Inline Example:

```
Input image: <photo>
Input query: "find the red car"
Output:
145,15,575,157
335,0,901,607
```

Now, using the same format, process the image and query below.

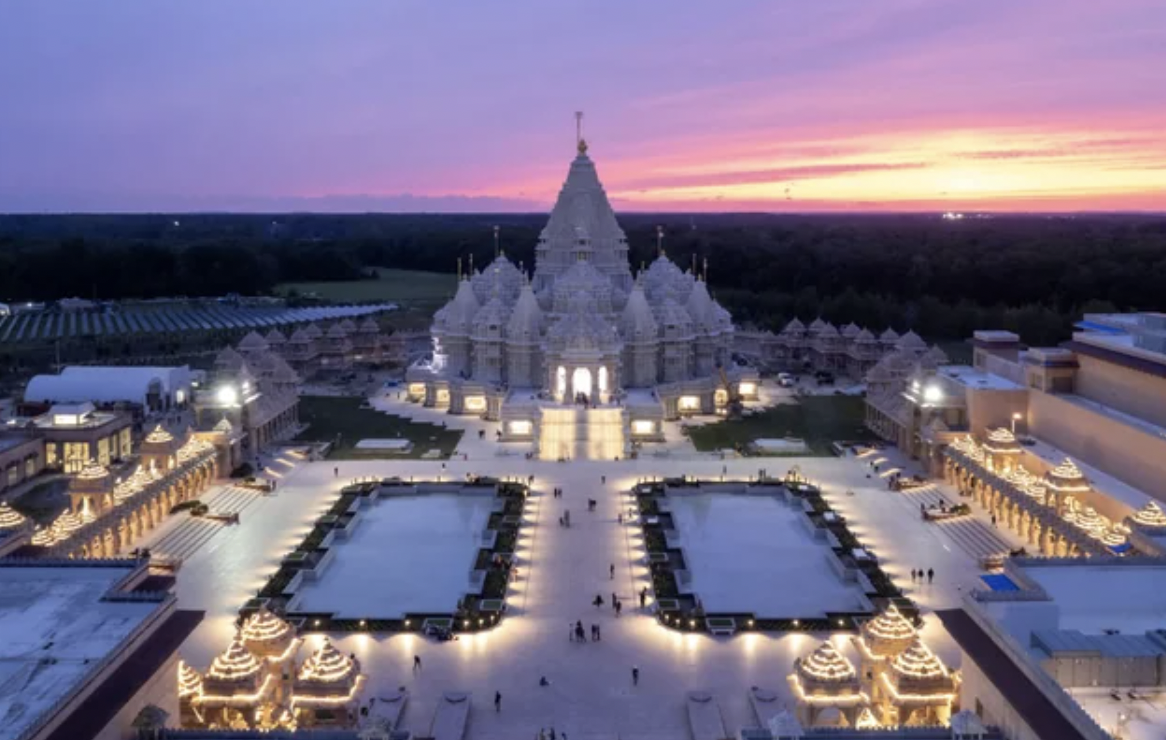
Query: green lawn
294,395,463,459
276,267,456,307
686,394,876,455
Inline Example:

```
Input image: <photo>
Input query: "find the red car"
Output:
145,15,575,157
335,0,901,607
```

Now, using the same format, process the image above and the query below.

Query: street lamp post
1011,412,1023,435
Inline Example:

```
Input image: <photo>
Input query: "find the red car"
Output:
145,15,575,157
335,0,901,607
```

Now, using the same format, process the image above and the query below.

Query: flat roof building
0,558,202,740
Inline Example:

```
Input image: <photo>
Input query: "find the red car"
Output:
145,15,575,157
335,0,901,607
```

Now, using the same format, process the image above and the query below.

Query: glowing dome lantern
0,502,28,531
1132,501,1166,528
983,427,1022,456
1046,458,1090,494
240,606,301,664
857,604,917,660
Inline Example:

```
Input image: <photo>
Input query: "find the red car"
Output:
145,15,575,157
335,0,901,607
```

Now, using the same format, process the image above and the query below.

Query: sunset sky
1,0,1164,212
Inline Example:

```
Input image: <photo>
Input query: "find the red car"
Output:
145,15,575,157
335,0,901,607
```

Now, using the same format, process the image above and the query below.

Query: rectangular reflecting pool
293,494,493,618
668,494,866,617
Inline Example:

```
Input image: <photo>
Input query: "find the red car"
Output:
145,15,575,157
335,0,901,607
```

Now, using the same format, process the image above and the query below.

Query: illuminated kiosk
981,427,1022,474
788,641,869,728
196,634,276,729
876,637,959,726
290,638,367,728
407,119,757,459
240,606,302,704
853,604,917,699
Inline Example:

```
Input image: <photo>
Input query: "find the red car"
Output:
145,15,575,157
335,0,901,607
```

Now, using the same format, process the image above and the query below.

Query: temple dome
685,279,714,330
896,330,927,352
796,641,858,686
546,301,619,353
506,281,543,344
472,295,511,340
879,328,900,343
237,331,269,353
472,255,524,305
436,278,481,336
984,428,1021,455
621,281,659,341
214,346,245,373
264,328,287,346
551,260,614,315
782,318,806,334
655,298,695,341
241,607,296,657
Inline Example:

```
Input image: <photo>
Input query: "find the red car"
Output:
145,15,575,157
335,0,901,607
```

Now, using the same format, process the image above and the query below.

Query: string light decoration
291,638,367,712
178,434,214,463
206,635,263,685
856,604,917,661
798,642,858,683
1133,501,1166,528
1024,481,1047,504
52,510,84,536
297,638,357,686
178,660,204,698
76,460,110,481
0,502,28,530
983,427,1021,455
31,525,60,546
891,638,949,681
1046,458,1090,493
1073,506,1109,538
145,425,175,444
241,607,300,662
1101,525,1129,549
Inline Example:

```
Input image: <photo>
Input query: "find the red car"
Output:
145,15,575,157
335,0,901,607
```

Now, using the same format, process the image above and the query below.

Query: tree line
1,212,1164,346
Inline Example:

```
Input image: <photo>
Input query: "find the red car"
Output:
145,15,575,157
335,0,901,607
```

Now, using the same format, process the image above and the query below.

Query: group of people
911,567,936,584
570,620,602,642
593,591,624,616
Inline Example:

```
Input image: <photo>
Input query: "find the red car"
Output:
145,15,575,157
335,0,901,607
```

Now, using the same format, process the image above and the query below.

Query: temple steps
150,486,263,561
935,517,1013,561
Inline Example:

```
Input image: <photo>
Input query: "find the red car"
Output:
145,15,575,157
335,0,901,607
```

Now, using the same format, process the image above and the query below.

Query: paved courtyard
153,384,1031,739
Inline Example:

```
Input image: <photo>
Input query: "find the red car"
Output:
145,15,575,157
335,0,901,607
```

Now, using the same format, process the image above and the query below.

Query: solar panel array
0,302,396,344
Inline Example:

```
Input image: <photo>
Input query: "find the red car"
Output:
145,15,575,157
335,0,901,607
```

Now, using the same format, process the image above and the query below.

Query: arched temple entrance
572,367,593,401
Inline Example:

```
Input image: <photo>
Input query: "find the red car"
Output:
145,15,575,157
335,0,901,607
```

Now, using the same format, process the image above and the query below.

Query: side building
0,557,203,740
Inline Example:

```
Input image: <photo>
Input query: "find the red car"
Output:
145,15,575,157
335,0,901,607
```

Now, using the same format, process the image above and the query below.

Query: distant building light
923,385,943,404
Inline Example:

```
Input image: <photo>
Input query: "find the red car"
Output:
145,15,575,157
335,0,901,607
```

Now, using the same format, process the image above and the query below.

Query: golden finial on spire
469,253,474,275
493,225,500,259
575,111,588,155
656,225,665,257
703,256,709,282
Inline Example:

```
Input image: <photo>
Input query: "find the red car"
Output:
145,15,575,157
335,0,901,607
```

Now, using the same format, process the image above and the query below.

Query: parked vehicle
777,372,795,387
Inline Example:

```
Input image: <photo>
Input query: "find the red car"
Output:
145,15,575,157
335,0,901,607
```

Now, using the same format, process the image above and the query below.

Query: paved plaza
156,389,1025,739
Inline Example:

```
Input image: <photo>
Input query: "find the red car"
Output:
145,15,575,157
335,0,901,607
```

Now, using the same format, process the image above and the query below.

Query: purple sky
1,0,1164,212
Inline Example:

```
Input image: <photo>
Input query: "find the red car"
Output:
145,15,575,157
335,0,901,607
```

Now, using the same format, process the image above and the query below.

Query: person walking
610,564,615,580
334,466,339,478
594,624,602,641
601,475,606,484
594,594,604,608
927,568,934,584
910,569,916,582
640,587,647,608
632,666,640,686
615,599,622,617
611,592,617,609
617,513,623,524
494,691,502,712
413,655,421,671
